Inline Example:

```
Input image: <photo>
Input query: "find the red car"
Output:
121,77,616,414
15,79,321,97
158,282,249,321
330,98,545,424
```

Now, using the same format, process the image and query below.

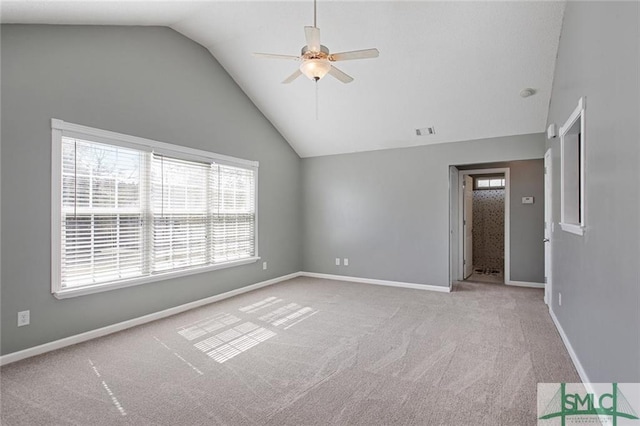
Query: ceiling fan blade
282,69,303,84
329,48,380,62
327,65,354,84
253,53,299,61
304,26,321,52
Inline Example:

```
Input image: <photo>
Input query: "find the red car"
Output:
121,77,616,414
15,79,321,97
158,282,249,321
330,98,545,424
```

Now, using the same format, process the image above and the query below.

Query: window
52,119,259,298
559,97,586,235
474,177,505,189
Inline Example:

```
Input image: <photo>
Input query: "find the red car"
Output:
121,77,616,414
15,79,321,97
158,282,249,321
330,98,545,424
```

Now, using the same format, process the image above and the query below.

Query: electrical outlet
18,310,30,327
335,258,341,266
262,262,267,270
558,293,562,306
343,258,349,266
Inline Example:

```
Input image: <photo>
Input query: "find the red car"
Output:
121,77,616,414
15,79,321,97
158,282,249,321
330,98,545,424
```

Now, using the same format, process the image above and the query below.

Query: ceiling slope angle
173,1,565,158
2,1,566,158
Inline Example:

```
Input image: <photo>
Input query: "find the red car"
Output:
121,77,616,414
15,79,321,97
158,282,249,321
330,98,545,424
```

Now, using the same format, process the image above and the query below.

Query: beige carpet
0,277,579,425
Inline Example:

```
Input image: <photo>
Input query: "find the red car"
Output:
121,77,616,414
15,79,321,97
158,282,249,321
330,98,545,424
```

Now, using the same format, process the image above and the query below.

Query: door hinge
544,276,548,284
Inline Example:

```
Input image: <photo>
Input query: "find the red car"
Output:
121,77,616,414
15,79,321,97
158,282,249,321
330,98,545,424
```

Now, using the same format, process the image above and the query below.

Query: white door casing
544,149,553,304
449,166,459,288
458,168,510,284
463,175,474,279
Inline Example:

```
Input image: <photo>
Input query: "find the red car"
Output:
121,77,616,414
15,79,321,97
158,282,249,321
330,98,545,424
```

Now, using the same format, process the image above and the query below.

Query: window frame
473,176,505,190
51,119,259,299
559,97,586,236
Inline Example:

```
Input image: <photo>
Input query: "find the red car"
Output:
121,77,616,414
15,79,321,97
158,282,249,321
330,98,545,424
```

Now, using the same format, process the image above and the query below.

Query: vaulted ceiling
1,1,565,157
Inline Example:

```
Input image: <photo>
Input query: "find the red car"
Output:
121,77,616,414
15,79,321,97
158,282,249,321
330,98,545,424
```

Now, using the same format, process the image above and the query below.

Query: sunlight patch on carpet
88,359,127,416
259,304,319,329
177,313,241,341
239,296,284,313
153,337,204,375
200,322,277,363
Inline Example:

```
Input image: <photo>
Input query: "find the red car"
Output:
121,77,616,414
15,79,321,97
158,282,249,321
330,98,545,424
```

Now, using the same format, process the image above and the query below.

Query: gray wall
0,25,302,355
302,134,545,287
546,2,639,381
460,160,545,283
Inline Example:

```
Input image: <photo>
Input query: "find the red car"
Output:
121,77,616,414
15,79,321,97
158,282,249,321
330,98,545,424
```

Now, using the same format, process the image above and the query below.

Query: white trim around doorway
457,168,512,285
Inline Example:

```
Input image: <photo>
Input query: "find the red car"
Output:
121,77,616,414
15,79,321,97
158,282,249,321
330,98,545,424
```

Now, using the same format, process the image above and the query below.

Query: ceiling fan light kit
300,57,332,81
253,0,379,84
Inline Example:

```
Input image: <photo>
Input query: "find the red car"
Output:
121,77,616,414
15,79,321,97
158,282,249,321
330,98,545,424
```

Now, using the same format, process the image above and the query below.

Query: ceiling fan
253,0,379,84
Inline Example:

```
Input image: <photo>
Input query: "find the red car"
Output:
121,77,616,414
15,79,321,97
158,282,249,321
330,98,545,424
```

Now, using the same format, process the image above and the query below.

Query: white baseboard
548,307,594,392
0,272,300,366
506,280,545,289
299,272,451,293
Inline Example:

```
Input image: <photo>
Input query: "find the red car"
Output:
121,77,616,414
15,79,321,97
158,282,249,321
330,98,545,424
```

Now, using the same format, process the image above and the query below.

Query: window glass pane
476,179,489,188
212,165,255,263
152,214,208,272
151,155,210,273
61,214,143,288
61,138,144,289
57,131,257,293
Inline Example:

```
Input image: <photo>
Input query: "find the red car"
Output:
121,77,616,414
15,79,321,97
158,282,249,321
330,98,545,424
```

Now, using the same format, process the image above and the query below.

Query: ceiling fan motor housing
301,45,330,58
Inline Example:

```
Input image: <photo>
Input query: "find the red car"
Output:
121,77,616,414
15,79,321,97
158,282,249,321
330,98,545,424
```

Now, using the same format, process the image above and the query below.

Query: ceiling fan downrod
313,0,317,28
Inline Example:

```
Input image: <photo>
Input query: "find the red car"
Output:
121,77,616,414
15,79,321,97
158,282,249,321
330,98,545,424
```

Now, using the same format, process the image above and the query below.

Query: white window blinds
212,165,256,263
53,120,258,296
151,154,211,273
62,139,144,288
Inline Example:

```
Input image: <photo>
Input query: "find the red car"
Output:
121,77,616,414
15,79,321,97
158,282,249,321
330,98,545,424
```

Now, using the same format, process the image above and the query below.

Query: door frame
449,166,459,291
457,168,511,283
544,149,553,305
462,175,475,279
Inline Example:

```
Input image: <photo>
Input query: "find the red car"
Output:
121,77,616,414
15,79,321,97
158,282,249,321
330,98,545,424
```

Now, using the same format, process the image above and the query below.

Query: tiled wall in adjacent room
472,189,505,271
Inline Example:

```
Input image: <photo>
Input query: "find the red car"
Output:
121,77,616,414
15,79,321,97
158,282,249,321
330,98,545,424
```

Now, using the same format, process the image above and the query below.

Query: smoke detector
520,88,536,98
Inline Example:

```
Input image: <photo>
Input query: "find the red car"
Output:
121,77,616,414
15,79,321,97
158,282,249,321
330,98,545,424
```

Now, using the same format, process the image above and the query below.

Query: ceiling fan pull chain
315,79,319,120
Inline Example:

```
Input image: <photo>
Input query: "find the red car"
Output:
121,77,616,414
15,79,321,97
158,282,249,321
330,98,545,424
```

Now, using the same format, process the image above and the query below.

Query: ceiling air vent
416,127,435,136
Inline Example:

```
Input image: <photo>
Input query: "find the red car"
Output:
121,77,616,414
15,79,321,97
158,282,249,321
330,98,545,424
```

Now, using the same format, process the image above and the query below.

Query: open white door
544,149,553,304
449,166,459,287
463,176,474,279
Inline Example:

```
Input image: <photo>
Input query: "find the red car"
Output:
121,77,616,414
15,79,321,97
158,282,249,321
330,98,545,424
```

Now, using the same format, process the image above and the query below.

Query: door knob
543,238,550,243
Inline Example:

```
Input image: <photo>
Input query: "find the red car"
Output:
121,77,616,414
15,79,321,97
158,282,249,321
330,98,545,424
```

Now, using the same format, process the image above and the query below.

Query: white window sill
53,257,260,299
559,222,585,236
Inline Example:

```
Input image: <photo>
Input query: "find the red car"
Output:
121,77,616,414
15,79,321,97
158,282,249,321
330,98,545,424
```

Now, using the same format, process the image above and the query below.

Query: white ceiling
1,1,566,158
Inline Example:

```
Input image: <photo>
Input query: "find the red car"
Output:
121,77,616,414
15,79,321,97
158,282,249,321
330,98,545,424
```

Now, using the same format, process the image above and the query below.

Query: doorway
457,168,511,284
467,173,506,283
